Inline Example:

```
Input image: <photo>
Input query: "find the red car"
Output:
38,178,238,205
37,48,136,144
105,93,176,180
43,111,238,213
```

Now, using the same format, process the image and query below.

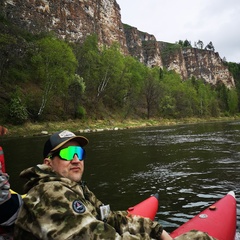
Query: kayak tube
170,191,237,240
0,146,6,173
127,193,159,220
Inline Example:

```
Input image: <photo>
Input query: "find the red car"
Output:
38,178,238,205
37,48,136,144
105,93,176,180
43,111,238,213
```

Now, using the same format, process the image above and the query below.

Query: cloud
117,0,240,63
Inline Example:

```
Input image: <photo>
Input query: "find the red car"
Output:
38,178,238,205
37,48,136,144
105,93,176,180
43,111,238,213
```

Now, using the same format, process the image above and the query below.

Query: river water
1,121,240,237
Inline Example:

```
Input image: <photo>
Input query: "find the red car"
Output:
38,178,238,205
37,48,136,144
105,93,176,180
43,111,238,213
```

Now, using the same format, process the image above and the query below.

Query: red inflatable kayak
170,191,237,240
0,146,6,173
127,193,159,220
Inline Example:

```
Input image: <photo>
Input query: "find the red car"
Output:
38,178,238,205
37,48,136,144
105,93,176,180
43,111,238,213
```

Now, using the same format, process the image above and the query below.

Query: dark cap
43,130,89,158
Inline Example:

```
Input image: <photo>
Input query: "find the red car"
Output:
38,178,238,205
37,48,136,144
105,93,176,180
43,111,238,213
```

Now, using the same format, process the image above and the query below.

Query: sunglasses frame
49,146,85,161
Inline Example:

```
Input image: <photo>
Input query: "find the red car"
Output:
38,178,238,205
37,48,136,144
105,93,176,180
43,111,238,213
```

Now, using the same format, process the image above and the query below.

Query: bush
76,106,86,119
9,96,28,124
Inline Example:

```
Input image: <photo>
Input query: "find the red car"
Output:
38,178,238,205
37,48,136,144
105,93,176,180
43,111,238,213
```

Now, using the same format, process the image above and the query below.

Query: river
1,120,240,236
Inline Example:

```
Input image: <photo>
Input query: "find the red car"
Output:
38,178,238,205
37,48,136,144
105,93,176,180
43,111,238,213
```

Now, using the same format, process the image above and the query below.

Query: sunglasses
50,146,85,161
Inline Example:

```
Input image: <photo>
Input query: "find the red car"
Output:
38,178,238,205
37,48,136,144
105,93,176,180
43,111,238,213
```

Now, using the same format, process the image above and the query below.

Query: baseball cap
43,130,89,158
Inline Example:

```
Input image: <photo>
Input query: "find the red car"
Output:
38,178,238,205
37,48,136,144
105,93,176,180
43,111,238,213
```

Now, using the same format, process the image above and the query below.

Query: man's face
45,140,84,182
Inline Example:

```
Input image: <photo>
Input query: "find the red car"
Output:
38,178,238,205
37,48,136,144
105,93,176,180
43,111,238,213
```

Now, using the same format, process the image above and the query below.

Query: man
13,130,172,239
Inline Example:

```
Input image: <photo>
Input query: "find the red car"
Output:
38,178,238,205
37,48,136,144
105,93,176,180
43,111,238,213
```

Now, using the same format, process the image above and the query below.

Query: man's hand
0,163,11,204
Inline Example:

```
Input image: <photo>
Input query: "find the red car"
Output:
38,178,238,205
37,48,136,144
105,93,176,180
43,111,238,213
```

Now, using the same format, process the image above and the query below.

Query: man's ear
44,158,52,166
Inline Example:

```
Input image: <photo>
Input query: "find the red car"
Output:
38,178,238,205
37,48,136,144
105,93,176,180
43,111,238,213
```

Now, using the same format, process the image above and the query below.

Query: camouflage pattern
14,164,163,239
174,230,217,240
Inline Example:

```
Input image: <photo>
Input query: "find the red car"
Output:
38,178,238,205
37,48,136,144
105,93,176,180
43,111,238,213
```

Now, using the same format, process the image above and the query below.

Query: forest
1,16,240,125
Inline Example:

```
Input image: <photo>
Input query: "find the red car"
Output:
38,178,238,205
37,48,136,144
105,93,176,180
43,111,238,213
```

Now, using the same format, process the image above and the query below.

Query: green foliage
31,36,78,117
226,62,240,111
74,34,101,106
122,24,132,29
177,39,192,48
227,62,240,81
205,41,215,52
9,94,28,124
0,26,239,124
68,74,86,118
120,55,147,118
0,32,31,84
157,71,225,118
0,33,16,45
227,88,238,114
76,106,86,119
142,67,162,118
161,43,181,60
196,40,204,49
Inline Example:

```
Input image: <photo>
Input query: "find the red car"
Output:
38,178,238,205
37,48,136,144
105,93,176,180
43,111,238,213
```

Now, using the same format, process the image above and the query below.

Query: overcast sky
117,0,240,63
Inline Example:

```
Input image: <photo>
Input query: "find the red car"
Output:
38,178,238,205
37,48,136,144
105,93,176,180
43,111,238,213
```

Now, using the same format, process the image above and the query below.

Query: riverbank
2,116,240,138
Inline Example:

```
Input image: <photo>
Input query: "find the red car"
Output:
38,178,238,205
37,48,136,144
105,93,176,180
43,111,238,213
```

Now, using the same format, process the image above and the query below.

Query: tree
8,90,28,124
74,34,100,85
0,33,31,84
119,55,146,118
196,40,204,49
216,83,228,111
183,39,192,48
143,68,161,119
177,40,184,46
31,36,77,117
205,41,215,52
68,74,86,118
97,43,125,104
227,89,238,114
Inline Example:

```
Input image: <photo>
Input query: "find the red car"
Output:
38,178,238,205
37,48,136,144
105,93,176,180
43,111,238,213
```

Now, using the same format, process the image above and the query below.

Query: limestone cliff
1,0,235,88
124,24,163,68
124,27,234,88
158,42,235,88
2,0,127,52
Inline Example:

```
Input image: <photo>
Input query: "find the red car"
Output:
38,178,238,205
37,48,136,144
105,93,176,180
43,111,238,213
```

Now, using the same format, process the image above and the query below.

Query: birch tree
31,36,77,117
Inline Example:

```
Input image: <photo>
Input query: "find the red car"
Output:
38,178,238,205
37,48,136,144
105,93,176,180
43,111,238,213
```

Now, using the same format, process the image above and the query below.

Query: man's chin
69,174,82,182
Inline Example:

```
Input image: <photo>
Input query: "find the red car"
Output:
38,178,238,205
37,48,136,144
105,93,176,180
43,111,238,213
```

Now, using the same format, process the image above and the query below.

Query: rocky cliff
158,42,235,88
124,25,163,68
2,0,128,52
1,0,235,88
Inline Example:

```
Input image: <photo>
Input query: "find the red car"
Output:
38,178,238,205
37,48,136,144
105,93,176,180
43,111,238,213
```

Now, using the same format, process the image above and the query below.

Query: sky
117,0,240,63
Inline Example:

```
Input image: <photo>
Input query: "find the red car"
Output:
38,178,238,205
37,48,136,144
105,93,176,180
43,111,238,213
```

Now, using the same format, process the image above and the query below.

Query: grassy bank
3,116,240,138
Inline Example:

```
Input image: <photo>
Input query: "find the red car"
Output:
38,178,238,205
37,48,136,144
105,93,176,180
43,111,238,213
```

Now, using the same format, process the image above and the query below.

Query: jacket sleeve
106,210,163,239
0,193,22,226
82,184,163,239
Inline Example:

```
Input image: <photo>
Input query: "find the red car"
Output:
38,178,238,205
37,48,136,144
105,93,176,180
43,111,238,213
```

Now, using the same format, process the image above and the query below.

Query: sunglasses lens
59,146,85,161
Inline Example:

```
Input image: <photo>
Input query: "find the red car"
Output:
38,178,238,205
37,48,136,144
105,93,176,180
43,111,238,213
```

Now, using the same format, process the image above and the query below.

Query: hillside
0,0,240,125
1,0,235,88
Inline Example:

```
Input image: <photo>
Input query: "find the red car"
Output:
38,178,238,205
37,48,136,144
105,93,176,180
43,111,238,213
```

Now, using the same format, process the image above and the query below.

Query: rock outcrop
2,0,128,52
124,25,163,68
158,42,235,88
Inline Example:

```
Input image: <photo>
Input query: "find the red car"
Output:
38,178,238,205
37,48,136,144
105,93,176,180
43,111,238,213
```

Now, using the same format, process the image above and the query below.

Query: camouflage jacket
13,164,163,240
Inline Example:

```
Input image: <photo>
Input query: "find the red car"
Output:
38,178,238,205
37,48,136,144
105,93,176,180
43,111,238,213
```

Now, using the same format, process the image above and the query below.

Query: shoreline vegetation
2,116,240,138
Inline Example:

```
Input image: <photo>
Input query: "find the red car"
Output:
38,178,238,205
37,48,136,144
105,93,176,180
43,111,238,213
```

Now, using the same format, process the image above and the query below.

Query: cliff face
124,25,163,68
124,27,235,88
181,48,235,88
1,0,235,88
157,42,235,88
2,0,127,51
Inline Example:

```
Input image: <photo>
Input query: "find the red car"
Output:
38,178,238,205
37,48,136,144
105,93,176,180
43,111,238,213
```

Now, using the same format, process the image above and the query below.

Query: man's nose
71,154,80,162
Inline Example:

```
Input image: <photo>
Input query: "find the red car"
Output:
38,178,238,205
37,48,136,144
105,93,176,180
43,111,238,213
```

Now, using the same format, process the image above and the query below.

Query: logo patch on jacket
72,200,86,213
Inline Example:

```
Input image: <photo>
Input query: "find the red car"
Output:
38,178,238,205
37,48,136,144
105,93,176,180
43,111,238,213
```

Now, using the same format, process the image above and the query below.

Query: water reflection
0,121,240,235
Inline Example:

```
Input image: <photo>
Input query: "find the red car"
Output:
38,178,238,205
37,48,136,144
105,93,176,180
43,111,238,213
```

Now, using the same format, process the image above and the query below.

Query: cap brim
51,136,89,153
